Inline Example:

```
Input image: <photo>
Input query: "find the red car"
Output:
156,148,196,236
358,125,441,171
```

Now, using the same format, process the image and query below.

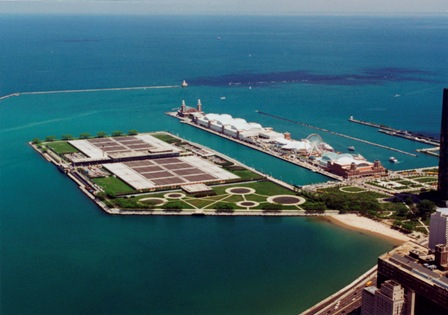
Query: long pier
257,111,417,157
0,84,179,101
349,116,440,146
167,112,343,181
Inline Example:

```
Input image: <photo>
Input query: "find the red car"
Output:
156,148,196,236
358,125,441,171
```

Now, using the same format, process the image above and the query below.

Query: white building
429,207,448,251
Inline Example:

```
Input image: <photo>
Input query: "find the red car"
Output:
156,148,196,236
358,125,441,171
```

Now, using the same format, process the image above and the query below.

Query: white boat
220,96,226,100
348,146,355,151
181,80,188,88
389,157,398,163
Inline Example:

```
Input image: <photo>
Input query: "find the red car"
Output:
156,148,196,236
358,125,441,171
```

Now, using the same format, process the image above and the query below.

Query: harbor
258,111,418,157
349,116,440,146
166,101,400,181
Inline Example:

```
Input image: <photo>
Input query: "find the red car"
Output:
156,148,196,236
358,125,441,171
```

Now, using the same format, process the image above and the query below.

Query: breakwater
257,111,417,157
349,116,440,146
0,85,180,101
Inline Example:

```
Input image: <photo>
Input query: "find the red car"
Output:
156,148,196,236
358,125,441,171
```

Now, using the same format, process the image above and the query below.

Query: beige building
361,280,414,315
377,242,448,311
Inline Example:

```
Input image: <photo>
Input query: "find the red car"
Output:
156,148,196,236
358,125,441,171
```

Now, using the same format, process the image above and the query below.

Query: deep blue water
1,15,447,314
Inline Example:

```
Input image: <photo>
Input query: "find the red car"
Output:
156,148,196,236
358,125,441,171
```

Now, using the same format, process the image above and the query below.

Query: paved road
300,266,377,315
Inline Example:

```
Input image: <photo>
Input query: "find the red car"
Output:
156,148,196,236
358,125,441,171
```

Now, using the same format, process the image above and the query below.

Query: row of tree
33,129,139,143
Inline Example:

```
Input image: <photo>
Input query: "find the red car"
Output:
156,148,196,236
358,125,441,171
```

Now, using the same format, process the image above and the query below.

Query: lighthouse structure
177,99,204,117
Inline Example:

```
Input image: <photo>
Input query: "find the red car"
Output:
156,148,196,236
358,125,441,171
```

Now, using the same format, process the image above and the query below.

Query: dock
257,111,417,157
167,112,344,181
349,116,440,146
417,146,440,157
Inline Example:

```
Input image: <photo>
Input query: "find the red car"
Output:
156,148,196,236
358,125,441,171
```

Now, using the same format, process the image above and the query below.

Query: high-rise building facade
439,88,448,202
377,242,448,311
429,208,448,250
361,280,414,315
435,244,448,270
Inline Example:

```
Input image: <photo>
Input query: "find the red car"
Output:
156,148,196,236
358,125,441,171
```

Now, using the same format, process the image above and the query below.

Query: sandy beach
323,214,413,245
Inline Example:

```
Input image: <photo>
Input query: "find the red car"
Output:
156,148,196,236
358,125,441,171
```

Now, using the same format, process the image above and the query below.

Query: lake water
0,15,447,314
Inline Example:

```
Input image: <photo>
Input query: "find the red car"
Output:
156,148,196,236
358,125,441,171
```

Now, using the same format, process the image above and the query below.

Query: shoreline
320,213,413,245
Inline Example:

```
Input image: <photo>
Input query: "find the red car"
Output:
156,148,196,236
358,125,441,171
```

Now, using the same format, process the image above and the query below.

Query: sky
0,0,447,15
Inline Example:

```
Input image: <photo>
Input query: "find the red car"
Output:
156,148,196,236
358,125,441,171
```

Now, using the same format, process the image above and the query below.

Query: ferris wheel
306,133,323,156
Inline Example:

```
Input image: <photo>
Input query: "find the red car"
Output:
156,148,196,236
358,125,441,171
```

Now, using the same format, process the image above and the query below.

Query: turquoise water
1,15,447,314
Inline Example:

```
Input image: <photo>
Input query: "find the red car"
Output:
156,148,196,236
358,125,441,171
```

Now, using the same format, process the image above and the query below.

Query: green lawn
151,133,181,144
413,177,438,183
227,169,264,180
46,141,79,154
92,177,135,195
101,180,298,210
212,181,293,196
340,186,366,193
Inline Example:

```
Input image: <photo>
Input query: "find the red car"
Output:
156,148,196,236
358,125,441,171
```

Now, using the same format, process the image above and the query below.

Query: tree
45,135,56,142
111,130,124,137
394,203,409,218
417,199,436,220
61,134,74,140
162,201,184,211
404,196,414,205
128,129,138,135
216,202,235,211
31,138,41,144
79,132,91,139
96,131,108,138
262,203,283,211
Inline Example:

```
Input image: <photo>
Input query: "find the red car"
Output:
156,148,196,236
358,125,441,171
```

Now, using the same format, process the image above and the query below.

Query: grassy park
45,141,79,155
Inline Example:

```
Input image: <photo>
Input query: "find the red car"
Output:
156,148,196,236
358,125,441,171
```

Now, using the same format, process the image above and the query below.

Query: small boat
389,157,398,163
348,146,355,151
181,80,188,88
220,96,226,100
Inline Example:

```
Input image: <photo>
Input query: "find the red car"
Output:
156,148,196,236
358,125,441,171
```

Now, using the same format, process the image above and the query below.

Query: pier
167,112,344,181
417,147,440,157
349,116,440,146
257,111,417,157
0,84,180,101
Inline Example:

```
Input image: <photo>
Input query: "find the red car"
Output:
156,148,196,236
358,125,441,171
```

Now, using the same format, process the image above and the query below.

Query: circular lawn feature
267,195,305,205
164,193,186,199
225,187,256,195
339,186,366,193
139,197,167,206
236,201,259,208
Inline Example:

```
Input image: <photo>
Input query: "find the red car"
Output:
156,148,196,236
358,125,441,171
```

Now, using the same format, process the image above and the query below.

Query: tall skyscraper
429,207,448,250
438,88,448,202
